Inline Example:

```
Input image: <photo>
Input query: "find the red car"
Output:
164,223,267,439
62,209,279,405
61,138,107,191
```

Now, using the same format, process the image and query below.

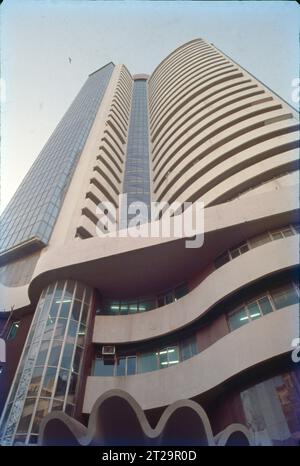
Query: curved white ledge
84,305,298,412
92,235,299,343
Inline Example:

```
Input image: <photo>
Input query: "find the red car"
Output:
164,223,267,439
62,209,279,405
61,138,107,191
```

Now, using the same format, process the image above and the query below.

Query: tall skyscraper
0,39,299,446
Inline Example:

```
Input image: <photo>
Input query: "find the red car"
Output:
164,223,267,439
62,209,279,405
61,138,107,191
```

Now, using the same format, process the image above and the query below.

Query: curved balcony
83,303,298,412
92,235,299,343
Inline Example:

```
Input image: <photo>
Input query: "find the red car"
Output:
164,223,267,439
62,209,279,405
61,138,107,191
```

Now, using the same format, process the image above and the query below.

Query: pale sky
0,0,299,212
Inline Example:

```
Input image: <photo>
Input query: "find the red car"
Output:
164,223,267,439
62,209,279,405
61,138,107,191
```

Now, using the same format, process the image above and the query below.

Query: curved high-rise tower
0,39,299,446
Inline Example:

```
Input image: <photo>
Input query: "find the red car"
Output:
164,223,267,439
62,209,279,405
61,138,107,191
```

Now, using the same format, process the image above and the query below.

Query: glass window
17,398,36,433
282,228,294,237
71,300,82,321
138,299,156,312
157,295,165,307
270,231,283,240
174,283,189,300
28,367,43,397
271,284,299,309
31,398,50,434
61,343,74,370
247,302,262,320
214,251,230,268
55,319,68,340
165,291,173,305
48,340,62,367
116,357,126,376
180,336,198,361
258,296,273,315
158,348,168,368
138,352,157,373
127,356,136,375
59,300,71,318
167,346,180,365
67,372,78,404
73,346,83,373
77,323,86,347
249,232,271,248
7,321,20,340
51,400,64,411
41,367,56,397
35,341,49,366
81,303,89,324
228,306,249,331
94,358,114,376
55,368,69,398
65,404,75,417
230,247,241,259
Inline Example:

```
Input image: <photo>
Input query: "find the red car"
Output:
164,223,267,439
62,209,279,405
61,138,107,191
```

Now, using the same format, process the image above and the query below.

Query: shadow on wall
38,389,253,446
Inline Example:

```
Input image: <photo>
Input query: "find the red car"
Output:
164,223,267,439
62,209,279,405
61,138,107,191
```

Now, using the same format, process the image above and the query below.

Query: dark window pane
247,302,262,321
139,352,157,373
54,319,68,340
61,343,74,370
214,251,230,268
77,323,86,347
81,303,89,324
31,398,50,433
55,368,69,398
67,373,78,403
41,367,56,397
65,404,75,416
48,340,62,367
174,283,189,300
258,296,273,315
73,346,83,373
94,358,114,376
17,398,36,433
7,321,20,340
71,300,82,321
228,307,249,331
51,400,64,411
36,341,49,366
116,357,126,376
127,356,136,375
271,284,299,309
59,301,71,318
28,367,43,397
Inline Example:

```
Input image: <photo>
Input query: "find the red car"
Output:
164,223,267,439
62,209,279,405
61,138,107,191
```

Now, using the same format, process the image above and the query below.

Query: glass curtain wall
0,280,93,445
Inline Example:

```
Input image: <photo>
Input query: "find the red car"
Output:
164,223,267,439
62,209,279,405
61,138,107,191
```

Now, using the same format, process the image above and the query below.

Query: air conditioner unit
102,345,116,356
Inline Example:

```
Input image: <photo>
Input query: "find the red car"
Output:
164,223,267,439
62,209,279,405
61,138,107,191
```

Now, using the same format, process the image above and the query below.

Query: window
115,356,137,376
229,242,249,259
271,284,299,309
7,321,20,340
174,283,189,300
270,226,294,240
138,352,157,373
228,307,249,331
228,295,275,331
158,346,179,368
214,251,230,269
127,356,136,375
94,358,114,376
180,336,198,361
249,232,270,248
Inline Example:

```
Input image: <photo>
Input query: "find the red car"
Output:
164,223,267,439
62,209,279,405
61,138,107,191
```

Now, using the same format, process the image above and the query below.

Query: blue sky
0,0,299,211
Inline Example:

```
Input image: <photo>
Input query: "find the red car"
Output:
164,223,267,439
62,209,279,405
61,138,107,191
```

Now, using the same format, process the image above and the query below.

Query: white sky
0,0,299,212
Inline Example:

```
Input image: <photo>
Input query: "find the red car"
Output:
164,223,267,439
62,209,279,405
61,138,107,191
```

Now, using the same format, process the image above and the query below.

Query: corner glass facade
0,280,93,445
0,63,114,255
121,79,151,227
